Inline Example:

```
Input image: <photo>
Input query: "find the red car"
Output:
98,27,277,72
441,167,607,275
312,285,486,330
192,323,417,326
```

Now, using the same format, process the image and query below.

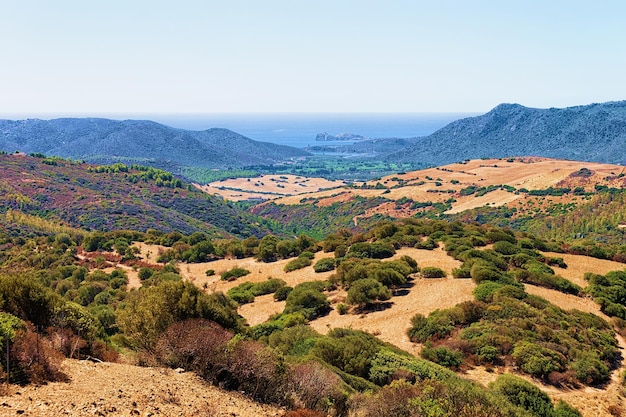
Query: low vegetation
4,158,625,416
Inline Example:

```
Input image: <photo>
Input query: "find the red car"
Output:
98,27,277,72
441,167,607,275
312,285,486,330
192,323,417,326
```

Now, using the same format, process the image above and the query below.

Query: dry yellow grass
197,174,345,201
241,158,626,222
175,246,466,357
542,251,626,287
105,241,626,417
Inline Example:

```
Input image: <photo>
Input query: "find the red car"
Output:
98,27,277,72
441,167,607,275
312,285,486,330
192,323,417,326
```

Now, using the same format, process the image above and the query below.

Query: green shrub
458,249,508,270
267,324,320,356
251,321,284,339
368,349,455,386
494,285,527,300
452,267,471,278
337,303,349,315
227,288,255,304
493,241,520,255
421,266,446,278
347,242,395,259
251,278,286,296
285,255,313,272
547,257,567,268
138,267,154,281
477,345,500,364
512,341,564,378
510,253,534,268
284,284,330,320
117,280,243,351
313,258,336,273
0,312,24,346
311,328,383,380
421,346,463,369
221,267,250,281
408,312,455,343
490,373,554,416
470,266,504,283
513,268,580,295
524,260,555,275
227,282,256,304
346,279,391,307
571,353,610,385
274,286,293,301
399,255,419,272
415,238,438,250
485,230,517,244
372,266,406,288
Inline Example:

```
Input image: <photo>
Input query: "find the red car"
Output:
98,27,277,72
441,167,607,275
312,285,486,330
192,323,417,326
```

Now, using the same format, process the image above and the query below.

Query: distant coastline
0,112,477,148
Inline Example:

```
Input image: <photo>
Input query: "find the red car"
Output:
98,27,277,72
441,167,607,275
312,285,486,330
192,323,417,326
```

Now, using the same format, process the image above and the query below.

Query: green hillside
386,101,626,166
0,118,310,173
0,154,267,237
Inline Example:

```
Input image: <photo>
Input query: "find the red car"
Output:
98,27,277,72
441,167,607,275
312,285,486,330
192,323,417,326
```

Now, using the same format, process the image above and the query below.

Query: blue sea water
142,113,476,148
1,112,477,149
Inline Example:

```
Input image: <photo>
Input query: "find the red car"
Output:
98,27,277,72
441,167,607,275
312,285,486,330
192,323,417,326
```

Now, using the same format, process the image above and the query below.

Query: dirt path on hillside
1,360,284,417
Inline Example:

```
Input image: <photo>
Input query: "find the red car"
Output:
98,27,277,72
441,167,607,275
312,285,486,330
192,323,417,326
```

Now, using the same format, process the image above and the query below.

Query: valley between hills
3,150,626,416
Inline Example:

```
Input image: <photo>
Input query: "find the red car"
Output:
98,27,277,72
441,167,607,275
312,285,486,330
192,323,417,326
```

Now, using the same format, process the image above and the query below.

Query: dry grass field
238,158,626,223
7,239,626,417
197,174,345,201
170,245,626,417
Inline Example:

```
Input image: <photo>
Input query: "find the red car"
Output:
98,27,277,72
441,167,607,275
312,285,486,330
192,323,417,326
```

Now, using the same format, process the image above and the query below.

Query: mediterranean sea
138,113,477,148
1,112,477,149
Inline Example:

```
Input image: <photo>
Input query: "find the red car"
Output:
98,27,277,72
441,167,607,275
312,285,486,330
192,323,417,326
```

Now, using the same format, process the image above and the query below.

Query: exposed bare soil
1,360,284,417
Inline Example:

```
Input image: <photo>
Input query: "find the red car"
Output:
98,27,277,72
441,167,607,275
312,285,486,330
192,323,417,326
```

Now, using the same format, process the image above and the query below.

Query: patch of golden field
214,158,626,223
197,174,345,202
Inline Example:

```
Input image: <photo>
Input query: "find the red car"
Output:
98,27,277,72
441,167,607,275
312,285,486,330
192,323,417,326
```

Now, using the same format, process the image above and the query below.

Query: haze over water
0,112,475,149
141,113,476,148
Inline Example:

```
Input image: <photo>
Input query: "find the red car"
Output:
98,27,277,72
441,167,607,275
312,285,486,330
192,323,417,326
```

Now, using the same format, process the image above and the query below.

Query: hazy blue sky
1,1,624,114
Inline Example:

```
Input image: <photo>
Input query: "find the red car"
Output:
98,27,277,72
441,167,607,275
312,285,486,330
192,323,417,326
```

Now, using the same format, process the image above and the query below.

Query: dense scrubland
3,214,626,416
2,156,626,416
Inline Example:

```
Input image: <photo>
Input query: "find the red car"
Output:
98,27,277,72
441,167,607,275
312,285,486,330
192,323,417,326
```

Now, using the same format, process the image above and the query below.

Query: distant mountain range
386,101,626,165
2,100,626,179
0,118,310,170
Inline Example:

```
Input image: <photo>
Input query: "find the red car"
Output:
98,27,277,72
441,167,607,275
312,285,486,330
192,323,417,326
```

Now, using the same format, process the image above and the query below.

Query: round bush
493,241,520,255
313,258,336,273
421,267,446,278
274,286,293,301
473,281,504,302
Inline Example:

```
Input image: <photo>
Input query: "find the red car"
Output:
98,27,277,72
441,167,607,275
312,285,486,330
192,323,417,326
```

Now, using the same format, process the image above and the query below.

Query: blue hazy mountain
0,118,310,169
386,101,626,165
